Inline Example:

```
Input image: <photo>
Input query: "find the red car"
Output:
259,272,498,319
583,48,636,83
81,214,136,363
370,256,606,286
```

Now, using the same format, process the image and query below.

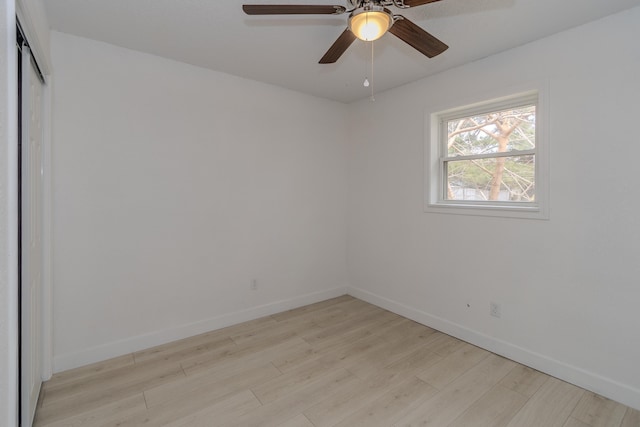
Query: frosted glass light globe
349,9,392,41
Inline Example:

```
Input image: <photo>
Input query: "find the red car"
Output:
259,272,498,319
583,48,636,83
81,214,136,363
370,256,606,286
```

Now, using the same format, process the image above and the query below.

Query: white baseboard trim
347,286,640,411
53,286,347,373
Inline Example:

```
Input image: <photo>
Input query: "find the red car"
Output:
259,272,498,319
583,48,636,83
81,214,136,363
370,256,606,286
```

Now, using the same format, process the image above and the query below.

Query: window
426,89,548,219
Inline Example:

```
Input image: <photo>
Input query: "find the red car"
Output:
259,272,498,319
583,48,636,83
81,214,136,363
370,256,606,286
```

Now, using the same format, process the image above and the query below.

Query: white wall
50,32,349,371
347,6,640,410
0,2,19,425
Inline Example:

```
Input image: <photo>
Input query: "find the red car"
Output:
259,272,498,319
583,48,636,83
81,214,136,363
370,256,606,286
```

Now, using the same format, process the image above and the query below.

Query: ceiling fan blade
388,17,448,58
242,4,346,15
319,28,357,64
402,0,443,6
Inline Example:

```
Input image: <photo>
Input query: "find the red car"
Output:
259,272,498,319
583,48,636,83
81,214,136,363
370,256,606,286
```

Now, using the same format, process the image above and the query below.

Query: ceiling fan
242,0,448,64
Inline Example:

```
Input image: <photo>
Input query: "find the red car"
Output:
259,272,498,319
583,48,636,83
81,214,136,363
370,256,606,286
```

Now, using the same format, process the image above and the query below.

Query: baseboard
347,286,640,411
53,286,347,373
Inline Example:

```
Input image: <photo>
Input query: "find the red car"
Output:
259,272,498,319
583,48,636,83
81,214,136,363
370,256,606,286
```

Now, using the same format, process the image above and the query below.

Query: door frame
16,3,52,426
1,3,20,426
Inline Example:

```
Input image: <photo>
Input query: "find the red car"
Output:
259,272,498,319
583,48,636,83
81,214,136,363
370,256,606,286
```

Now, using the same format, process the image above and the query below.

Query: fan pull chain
363,42,375,101
370,41,375,101
363,11,370,90
363,40,370,89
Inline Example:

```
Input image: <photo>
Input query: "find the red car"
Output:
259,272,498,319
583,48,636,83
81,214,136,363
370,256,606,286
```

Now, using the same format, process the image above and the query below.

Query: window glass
445,155,535,202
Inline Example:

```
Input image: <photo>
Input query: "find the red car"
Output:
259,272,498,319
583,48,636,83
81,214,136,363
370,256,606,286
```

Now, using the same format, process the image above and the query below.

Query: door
21,45,44,427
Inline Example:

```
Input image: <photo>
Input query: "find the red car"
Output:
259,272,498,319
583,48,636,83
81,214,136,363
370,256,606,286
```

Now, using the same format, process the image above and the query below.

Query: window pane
445,155,535,202
447,105,536,157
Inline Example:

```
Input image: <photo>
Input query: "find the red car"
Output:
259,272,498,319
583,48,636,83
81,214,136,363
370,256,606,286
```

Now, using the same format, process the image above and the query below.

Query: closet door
21,45,44,427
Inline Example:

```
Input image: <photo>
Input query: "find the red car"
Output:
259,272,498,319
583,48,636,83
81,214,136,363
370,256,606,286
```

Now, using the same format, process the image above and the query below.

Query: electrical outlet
490,302,501,318
250,279,258,291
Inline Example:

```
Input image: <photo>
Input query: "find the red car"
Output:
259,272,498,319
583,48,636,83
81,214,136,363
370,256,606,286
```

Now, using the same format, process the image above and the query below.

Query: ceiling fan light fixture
349,7,392,42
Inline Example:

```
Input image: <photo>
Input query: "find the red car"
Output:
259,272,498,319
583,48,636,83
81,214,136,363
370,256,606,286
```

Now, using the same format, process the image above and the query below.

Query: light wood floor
35,295,640,427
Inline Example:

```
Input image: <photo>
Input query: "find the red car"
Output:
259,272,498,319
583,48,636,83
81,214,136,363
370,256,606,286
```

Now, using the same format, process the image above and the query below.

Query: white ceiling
43,0,640,103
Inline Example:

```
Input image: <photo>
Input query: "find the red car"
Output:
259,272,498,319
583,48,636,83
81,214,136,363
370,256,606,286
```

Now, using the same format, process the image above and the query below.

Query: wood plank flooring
34,296,640,427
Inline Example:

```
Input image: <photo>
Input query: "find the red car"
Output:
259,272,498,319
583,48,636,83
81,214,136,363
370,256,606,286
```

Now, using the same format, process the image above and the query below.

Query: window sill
425,202,549,220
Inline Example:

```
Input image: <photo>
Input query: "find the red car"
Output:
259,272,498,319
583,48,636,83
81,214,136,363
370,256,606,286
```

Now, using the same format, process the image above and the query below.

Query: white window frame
425,87,549,220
